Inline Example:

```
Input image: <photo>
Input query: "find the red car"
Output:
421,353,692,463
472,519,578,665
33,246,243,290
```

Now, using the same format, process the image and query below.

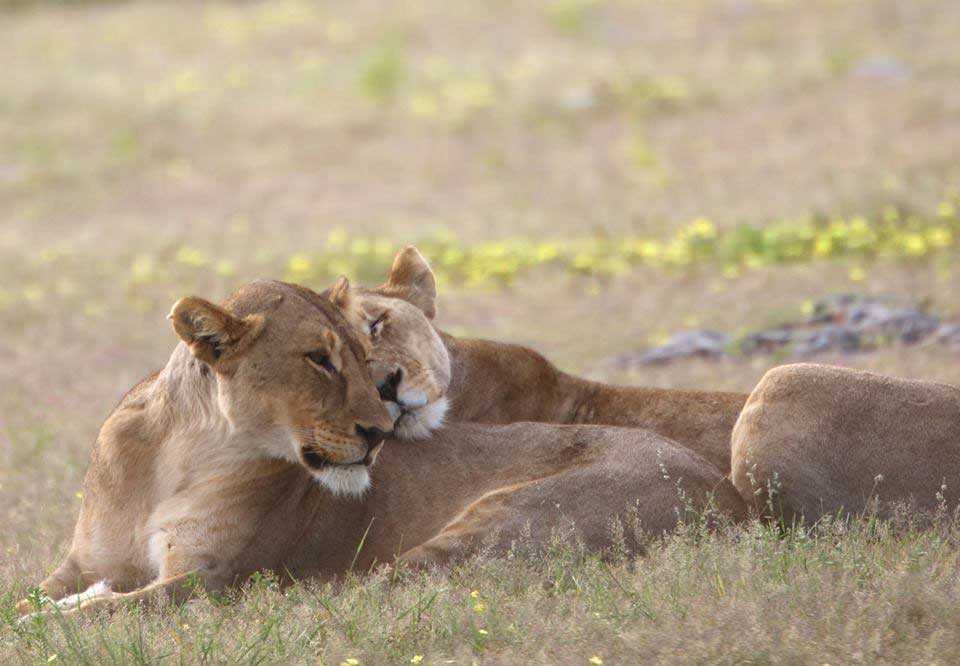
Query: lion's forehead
226,281,372,363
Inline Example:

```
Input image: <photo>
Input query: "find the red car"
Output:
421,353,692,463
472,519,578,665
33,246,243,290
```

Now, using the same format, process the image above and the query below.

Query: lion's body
730,363,960,523
383,422,746,567
20,276,745,620
29,372,745,617
437,333,746,475
41,416,744,613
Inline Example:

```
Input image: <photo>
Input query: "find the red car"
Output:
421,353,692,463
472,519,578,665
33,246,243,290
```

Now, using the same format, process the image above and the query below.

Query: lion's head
169,279,394,496
332,246,452,440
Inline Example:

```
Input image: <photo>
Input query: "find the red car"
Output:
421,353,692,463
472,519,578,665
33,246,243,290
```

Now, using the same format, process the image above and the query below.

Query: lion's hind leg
398,476,579,569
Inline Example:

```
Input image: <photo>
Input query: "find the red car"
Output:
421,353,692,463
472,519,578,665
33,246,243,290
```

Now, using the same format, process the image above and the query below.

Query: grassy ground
3,0,960,662
9,514,960,664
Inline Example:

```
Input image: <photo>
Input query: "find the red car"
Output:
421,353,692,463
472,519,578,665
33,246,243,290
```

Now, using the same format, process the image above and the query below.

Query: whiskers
290,425,321,446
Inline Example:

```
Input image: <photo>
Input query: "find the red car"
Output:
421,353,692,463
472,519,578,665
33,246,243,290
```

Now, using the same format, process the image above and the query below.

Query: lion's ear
328,275,352,310
168,296,262,367
382,245,437,319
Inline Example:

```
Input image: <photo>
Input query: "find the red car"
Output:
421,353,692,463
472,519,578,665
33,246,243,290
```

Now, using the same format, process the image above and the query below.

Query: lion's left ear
381,245,437,319
168,296,264,367
328,275,352,310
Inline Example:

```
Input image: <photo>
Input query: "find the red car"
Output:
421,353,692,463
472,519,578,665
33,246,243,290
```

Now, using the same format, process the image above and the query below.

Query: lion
323,274,748,568
346,245,747,475
330,274,747,568
730,363,960,523
18,278,395,618
18,277,744,621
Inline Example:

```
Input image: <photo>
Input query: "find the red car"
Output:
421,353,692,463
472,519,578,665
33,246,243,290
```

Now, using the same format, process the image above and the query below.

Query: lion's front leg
18,525,235,623
15,555,95,617
16,572,205,625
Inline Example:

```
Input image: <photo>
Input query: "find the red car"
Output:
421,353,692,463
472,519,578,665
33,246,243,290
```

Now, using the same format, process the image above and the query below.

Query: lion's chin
311,465,372,498
390,396,449,441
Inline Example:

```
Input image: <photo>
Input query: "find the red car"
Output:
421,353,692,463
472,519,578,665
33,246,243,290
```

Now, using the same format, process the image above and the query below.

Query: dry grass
3,0,960,662
8,514,960,663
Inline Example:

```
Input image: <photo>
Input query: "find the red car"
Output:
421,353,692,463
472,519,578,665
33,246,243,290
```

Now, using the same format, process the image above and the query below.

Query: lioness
350,245,747,475
328,274,747,567
18,279,396,618
730,363,960,523
19,278,744,620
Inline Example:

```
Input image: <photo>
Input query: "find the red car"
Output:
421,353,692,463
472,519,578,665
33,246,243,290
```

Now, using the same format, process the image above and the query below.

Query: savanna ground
3,0,960,662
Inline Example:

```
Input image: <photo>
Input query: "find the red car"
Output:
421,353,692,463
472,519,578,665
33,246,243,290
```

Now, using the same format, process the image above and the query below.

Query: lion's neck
146,344,295,482
150,344,223,428
440,332,609,424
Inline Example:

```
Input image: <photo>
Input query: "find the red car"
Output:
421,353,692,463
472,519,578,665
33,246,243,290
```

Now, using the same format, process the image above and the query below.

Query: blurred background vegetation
3,0,959,432
2,0,960,659
4,0,960,501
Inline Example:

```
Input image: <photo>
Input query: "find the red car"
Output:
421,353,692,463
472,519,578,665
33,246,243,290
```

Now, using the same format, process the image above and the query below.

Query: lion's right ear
168,297,262,367
381,245,437,319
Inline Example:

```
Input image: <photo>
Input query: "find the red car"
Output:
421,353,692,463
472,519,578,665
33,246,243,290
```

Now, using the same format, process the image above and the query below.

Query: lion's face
357,291,451,439
333,246,452,440
170,279,395,496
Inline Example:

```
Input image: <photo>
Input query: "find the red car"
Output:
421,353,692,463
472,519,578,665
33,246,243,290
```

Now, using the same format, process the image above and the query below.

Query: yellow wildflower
689,217,716,238
175,246,208,268
927,227,953,248
327,228,348,249
216,260,236,277
287,254,312,274
902,234,927,257
813,236,833,257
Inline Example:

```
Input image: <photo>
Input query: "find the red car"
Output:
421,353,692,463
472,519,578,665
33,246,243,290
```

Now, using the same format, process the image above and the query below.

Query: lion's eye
368,313,388,337
306,351,338,375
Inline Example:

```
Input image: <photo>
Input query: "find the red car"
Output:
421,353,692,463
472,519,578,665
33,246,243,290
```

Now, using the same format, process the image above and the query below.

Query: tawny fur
18,279,395,619
730,363,960,523
18,275,745,622
354,246,747,475
439,333,746,475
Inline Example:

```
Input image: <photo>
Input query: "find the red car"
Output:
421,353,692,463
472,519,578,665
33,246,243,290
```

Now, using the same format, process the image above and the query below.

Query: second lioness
329,280,747,567
349,245,747,475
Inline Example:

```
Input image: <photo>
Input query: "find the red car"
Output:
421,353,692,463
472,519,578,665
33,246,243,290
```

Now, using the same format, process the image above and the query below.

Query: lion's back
731,363,960,522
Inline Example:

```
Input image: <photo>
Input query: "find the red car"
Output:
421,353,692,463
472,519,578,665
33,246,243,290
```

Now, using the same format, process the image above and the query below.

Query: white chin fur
393,396,449,440
313,465,371,498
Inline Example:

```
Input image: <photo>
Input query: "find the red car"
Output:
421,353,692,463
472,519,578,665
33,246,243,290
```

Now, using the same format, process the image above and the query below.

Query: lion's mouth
290,431,377,498
301,448,373,471
387,396,449,441
300,450,374,498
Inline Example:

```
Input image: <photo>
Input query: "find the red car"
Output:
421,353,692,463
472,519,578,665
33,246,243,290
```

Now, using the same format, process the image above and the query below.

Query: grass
3,0,960,661
7,513,960,663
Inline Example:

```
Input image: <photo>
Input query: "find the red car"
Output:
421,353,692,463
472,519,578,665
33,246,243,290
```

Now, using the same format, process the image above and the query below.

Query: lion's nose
355,424,387,450
377,368,403,403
